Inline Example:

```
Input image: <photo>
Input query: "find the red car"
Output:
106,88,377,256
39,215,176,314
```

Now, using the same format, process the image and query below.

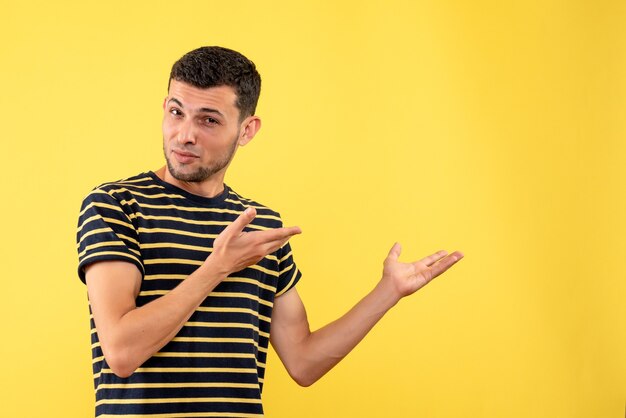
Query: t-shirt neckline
147,171,230,207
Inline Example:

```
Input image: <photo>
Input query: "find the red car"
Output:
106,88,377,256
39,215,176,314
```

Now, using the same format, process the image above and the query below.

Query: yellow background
1,1,624,417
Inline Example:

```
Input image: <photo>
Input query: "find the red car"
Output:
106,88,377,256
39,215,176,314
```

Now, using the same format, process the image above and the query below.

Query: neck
154,166,226,198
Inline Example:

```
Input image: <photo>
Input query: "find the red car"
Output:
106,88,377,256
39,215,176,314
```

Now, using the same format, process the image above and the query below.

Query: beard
164,133,239,183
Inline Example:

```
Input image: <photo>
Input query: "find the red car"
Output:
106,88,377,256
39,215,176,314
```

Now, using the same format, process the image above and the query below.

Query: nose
177,118,197,145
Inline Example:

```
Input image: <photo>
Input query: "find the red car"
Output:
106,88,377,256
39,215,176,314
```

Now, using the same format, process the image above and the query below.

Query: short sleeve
76,189,144,283
274,240,302,297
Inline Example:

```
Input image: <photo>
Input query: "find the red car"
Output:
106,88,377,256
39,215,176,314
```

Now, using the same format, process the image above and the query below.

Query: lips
172,149,199,164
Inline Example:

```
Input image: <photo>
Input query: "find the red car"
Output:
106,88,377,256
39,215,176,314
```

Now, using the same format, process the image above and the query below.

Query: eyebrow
167,98,225,118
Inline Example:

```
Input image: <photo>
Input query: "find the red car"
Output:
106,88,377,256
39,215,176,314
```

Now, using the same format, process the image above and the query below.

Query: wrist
198,256,229,282
372,279,403,311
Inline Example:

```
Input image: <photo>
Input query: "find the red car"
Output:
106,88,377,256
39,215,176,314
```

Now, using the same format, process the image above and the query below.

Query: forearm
299,246,464,380
93,260,226,377
273,246,463,387
287,282,400,386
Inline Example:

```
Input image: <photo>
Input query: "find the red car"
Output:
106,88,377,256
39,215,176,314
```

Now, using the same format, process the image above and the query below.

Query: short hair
168,46,262,120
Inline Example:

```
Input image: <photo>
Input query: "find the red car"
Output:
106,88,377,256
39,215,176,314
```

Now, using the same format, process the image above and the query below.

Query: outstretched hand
381,243,464,301
208,207,302,276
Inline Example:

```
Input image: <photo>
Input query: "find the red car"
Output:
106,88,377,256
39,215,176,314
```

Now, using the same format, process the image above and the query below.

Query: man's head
169,46,261,122
161,47,262,189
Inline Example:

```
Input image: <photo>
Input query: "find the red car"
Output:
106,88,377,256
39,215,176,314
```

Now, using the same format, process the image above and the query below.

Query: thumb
386,242,402,261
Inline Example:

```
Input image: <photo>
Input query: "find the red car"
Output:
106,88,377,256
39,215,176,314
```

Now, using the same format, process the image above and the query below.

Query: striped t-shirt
76,171,301,417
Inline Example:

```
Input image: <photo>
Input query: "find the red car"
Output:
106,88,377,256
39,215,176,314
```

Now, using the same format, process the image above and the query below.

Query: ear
238,116,262,146
162,98,167,109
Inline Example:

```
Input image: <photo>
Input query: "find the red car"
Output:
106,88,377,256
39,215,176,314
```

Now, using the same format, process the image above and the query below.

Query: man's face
162,80,244,183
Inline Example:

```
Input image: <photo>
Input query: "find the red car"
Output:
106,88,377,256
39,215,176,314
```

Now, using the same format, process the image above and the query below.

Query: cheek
162,119,177,139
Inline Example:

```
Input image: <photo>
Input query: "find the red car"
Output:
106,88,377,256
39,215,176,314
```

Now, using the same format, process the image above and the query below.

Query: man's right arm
86,207,301,378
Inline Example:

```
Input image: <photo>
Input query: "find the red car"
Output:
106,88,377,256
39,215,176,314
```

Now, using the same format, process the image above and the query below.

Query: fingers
386,242,402,261
419,250,448,267
224,208,301,242
245,228,301,264
250,226,302,245
261,236,295,255
223,207,257,237
428,251,464,279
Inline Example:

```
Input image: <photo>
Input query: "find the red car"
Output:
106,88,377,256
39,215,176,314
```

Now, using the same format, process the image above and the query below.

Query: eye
203,117,220,125
169,107,183,117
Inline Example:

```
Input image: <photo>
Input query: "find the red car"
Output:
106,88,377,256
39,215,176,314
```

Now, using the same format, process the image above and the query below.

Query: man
77,46,463,417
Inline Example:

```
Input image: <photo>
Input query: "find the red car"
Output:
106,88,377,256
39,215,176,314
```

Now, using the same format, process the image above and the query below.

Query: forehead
167,80,238,116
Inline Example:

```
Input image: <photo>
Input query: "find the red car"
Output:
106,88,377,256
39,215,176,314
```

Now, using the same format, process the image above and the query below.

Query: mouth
171,149,199,164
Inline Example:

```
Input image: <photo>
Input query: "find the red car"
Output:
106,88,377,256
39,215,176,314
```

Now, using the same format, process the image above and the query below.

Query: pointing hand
208,207,301,276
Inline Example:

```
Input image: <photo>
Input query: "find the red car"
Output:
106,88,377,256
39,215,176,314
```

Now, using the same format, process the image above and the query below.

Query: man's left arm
269,243,463,387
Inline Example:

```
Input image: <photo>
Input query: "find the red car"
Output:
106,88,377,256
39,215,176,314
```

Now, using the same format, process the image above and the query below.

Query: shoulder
88,172,159,198
80,172,163,207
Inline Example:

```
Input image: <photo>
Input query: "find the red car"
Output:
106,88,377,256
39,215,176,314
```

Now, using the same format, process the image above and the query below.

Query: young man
77,46,463,417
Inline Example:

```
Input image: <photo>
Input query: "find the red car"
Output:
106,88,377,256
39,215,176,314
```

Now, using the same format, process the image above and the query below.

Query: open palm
382,243,464,298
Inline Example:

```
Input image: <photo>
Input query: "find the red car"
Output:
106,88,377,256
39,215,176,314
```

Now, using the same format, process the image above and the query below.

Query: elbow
289,367,320,387
102,345,138,379
108,363,135,379
294,377,316,388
